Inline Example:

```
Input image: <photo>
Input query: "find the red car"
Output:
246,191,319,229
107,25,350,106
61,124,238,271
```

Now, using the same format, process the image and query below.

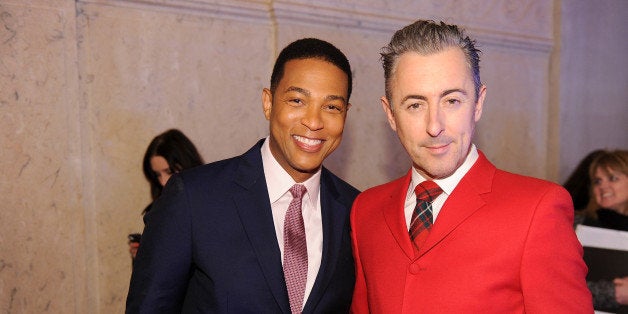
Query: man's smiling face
263,58,350,182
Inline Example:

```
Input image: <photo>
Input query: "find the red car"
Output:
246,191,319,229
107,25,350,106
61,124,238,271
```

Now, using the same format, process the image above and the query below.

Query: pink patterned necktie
283,184,308,313
409,181,443,252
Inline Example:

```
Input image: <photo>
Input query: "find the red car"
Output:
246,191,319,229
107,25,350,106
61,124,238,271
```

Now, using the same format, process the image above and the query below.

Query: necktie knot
290,184,307,200
414,180,443,203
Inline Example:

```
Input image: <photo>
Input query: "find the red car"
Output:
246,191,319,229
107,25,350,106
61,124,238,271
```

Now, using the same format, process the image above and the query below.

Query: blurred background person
129,129,204,259
582,149,628,230
577,149,628,311
563,150,604,224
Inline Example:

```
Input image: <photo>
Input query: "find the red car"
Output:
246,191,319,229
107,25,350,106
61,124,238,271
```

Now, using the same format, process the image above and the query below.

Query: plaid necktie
283,184,307,313
409,181,443,252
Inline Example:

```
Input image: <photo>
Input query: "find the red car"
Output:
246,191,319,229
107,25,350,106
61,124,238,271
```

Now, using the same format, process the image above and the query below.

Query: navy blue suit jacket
126,139,360,313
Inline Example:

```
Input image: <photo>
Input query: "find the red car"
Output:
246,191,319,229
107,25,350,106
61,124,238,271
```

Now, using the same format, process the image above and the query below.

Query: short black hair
270,38,352,101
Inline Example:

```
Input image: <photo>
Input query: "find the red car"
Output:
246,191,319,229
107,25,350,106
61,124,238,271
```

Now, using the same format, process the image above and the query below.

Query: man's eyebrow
401,94,427,103
400,89,468,103
441,88,467,97
284,86,310,97
325,95,347,104
285,86,347,103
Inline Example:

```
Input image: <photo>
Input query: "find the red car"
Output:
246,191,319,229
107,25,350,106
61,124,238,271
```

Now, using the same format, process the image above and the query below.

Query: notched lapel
417,189,485,258
232,142,291,313
382,172,415,260
303,171,346,312
416,153,494,258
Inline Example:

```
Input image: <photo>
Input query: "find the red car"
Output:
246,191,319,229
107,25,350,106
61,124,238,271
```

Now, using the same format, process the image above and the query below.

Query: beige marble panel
274,0,553,43
0,0,86,313
476,45,551,179
76,2,272,312
558,0,628,182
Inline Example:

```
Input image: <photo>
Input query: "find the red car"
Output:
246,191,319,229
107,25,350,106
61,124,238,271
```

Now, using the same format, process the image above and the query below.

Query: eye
592,178,601,185
444,98,461,107
288,98,304,106
323,103,344,113
407,102,423,110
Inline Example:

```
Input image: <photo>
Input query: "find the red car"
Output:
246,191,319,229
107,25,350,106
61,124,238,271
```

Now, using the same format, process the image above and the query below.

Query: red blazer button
409,263,422,274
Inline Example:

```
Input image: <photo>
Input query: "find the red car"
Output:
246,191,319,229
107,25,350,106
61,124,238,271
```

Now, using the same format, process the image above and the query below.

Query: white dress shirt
404,145,480,230
261,137,323,309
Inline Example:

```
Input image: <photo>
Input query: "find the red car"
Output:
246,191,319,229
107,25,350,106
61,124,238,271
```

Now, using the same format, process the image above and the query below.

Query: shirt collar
410,144,479,196
261,136,321,206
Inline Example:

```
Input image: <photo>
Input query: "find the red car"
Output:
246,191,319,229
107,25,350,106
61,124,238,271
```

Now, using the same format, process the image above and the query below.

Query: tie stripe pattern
409,181,443,251
283,184,308,314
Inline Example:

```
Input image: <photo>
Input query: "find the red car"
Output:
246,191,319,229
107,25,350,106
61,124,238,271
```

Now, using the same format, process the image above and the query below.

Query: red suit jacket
350,151,593,313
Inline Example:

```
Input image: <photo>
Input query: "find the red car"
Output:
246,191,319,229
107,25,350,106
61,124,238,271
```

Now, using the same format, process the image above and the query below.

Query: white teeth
294,135,322,146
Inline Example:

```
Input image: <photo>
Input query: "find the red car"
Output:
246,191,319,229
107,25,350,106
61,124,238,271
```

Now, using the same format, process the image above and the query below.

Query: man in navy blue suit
126,38,360,313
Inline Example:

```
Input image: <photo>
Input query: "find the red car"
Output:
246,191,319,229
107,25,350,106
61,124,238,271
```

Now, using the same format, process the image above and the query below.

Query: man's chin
413,162,456,180
293,165,321,174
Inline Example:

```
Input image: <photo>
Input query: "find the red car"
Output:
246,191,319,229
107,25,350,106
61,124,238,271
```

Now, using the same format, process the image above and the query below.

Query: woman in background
582,149,628,230
563,150,604,214
129,129,204,258
580,149,628,311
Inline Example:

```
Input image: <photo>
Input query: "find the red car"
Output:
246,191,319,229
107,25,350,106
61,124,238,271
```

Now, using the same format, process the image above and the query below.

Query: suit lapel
417,152,495,258
382,171,415,260
302,168,345,312
232,140,291,313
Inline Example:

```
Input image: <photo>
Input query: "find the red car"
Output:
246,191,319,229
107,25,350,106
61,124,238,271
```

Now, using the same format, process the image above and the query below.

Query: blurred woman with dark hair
141,129,204,213
129,129,204,258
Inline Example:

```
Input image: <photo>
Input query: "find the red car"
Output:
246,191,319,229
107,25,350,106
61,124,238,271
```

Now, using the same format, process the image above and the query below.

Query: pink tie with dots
283,184,308,313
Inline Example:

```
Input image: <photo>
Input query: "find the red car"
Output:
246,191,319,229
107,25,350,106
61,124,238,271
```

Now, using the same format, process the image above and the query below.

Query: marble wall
0,0,625,312
1,0,87,312
558,0,628,181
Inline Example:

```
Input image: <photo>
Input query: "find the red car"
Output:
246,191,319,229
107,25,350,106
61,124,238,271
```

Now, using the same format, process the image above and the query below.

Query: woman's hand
129,242,140,259
614,277,628,305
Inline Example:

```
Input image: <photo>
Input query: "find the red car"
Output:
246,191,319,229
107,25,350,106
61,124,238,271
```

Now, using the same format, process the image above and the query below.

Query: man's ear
381,96,397,131
344,103,352,118
262,88,272,120
474,85,486,122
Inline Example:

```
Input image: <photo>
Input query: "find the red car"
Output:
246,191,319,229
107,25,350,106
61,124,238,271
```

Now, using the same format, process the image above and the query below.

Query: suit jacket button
409,263,422,274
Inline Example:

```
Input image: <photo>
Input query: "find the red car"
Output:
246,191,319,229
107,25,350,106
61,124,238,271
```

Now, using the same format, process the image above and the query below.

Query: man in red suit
350,20,593,313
